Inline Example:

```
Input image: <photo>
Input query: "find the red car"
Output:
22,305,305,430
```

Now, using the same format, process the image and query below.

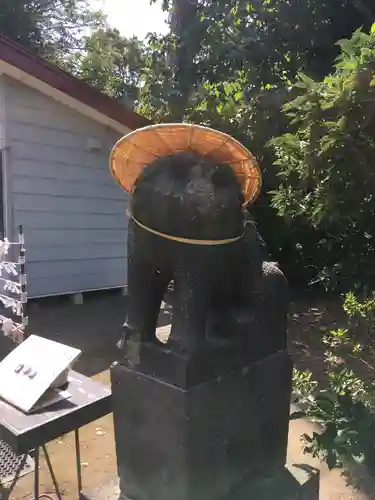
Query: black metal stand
75,428,83,496
4,428,82,500
41,445,61,500
0,371,111,500
3,452,29,498
32,429,82,500
34,446,39,500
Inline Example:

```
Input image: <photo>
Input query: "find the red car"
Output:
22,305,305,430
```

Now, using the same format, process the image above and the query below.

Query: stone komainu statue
109,124,288,360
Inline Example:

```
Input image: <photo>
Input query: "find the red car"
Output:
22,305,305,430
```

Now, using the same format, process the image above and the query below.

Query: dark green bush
269,25,375,292
293,291,375,469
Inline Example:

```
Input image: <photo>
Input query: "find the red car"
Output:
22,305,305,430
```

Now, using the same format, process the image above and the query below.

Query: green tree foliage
141,3,375,290
0,0,44,50
144,0,375,122
270,26,375,291
0,0,104,61
138,0,204,122
72,29,145,107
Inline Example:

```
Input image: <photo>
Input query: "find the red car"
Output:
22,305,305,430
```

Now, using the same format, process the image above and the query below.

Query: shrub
292,291,375,469
269,24,375,292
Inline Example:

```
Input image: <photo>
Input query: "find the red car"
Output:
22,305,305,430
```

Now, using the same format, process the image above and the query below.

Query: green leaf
234,91,244,102
334,429,358,445
338,59,358,70
371,23,375,35
298,73,316,89
290,411,307,420
315,391,336,414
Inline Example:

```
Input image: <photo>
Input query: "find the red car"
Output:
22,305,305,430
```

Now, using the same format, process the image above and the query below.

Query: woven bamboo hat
109,123,262,205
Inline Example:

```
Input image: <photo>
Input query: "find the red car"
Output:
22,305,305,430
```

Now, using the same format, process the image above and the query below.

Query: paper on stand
0,335,81,413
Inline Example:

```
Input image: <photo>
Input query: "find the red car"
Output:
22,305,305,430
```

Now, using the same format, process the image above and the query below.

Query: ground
0,291,374,499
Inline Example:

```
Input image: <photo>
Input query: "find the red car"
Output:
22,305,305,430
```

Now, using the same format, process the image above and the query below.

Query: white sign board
0,335,81,413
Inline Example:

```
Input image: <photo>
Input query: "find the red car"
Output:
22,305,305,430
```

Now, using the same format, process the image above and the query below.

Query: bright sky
93,0,169,39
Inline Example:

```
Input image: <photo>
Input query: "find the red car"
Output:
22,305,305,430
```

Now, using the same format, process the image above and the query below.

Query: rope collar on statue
126,210,245,246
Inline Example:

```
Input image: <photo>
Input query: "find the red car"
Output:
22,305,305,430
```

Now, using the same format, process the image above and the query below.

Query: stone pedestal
83,463,320,500
111,350,294,500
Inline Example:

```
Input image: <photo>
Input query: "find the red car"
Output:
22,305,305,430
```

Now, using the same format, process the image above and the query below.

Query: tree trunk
169,0,199,121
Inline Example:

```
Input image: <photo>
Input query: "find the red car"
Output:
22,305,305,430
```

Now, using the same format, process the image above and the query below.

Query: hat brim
109,123,262,205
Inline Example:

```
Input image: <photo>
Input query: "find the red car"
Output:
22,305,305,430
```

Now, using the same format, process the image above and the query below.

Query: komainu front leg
169,265,210,354
120,248,170,349
251,261,289,353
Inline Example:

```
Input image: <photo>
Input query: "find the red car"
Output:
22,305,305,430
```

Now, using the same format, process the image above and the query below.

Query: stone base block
111,350,293,500
230,464,320,500
82,464,319,500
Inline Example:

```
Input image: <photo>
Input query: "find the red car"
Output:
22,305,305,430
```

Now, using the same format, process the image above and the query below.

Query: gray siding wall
2,76,130,298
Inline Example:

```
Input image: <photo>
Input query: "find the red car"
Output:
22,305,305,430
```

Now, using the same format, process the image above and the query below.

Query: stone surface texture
82,463,319,500
111,350,293,500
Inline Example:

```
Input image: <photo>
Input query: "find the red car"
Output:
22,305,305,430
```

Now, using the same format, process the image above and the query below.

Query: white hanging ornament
0,232,27,344
2,318,14,337
0,239,10,261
